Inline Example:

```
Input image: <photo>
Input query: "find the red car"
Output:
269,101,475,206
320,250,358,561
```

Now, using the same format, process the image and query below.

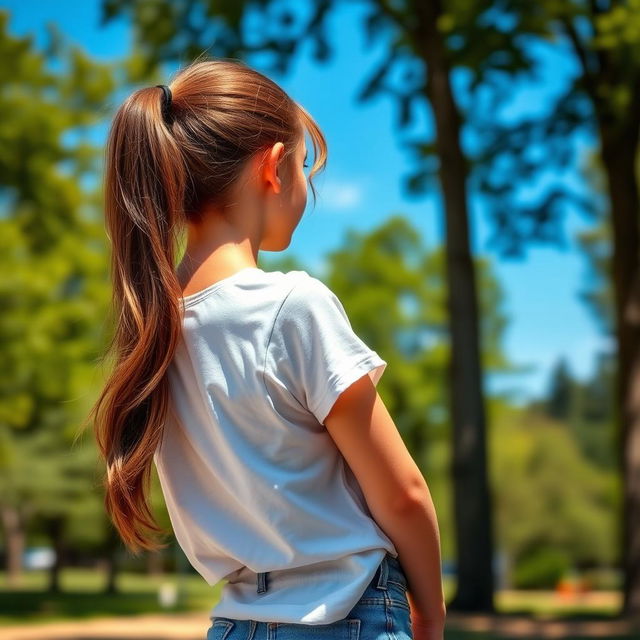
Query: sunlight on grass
0,568,221,625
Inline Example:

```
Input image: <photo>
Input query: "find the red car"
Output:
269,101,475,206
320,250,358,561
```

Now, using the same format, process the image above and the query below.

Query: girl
89,58,446,640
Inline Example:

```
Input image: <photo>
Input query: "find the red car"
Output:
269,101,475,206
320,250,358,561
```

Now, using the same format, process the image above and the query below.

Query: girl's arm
323,373,447,631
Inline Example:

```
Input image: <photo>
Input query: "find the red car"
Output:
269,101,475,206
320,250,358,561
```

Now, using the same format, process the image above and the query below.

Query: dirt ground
2,612,206,640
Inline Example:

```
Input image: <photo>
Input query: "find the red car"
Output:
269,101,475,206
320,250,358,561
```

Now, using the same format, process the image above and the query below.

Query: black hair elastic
155,84,173,124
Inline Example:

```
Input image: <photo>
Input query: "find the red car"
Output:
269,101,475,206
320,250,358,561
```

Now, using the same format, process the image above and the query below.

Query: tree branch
559,15,597,103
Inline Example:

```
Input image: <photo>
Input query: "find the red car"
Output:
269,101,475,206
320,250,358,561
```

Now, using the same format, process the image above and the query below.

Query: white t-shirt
153,266,398,624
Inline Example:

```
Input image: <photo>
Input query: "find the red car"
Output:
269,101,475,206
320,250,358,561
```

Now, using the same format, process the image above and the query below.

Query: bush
513,547,571,589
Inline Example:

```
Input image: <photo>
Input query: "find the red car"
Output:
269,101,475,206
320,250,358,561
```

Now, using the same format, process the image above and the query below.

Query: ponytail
81,58,328,554
86,84,185,554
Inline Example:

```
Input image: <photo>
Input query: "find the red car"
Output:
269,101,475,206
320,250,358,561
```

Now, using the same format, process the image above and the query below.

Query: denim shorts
206,551,413,639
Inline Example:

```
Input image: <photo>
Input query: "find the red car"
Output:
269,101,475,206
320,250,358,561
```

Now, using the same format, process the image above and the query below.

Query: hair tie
155,84,173,124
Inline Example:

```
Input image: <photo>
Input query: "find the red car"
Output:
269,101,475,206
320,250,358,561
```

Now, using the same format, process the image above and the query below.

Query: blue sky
2,0,611,403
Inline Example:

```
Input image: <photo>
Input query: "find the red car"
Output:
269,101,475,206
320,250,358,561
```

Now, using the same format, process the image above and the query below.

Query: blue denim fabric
206,551,413,640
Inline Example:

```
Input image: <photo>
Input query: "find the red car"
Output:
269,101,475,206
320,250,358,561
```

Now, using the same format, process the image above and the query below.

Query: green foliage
0,10,116,554
513,546,571,590
531,351,616,470
491,402,618,582
544,357,575,421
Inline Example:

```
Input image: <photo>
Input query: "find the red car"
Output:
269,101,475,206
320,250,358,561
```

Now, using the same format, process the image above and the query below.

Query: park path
2,610,640,639
2,612,208,640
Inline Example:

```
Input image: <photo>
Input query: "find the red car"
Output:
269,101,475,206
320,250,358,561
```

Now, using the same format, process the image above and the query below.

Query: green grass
0,568,220,625
0,569,635,639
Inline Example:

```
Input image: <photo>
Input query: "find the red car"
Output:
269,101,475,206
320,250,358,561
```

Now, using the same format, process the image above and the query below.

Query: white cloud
319,180,364,210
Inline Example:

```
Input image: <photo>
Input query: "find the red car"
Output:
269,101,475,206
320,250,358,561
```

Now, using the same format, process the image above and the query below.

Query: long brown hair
82,57,327,555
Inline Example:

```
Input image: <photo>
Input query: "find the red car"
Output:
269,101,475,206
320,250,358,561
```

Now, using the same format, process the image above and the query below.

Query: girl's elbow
393,477,430,513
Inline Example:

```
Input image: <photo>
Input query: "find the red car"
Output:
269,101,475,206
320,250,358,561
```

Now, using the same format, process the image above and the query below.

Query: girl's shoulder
271,271,354,346
277,270,342,315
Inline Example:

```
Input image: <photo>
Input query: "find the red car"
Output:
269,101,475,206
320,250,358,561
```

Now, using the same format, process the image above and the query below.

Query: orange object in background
556,573,592,599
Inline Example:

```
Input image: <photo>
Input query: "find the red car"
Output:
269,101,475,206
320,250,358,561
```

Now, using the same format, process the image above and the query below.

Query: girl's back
157,266,394,623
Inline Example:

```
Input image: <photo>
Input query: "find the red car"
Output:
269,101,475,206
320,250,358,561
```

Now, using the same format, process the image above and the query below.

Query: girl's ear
262,142,285,194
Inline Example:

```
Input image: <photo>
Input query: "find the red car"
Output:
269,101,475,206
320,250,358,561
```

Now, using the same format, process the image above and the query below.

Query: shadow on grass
0,590,194,624
445,608,638,640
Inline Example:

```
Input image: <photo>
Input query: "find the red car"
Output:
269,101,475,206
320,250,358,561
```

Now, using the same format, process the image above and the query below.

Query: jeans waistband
254,551,401,595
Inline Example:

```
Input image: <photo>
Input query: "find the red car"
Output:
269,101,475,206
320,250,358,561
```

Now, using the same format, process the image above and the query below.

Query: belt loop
257,570,269,594
376,553,389,590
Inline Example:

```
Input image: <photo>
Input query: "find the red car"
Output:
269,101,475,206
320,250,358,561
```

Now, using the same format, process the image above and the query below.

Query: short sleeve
264,274,387,425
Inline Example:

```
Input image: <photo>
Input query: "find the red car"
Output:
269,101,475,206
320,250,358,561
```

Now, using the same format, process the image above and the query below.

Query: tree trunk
103,522,123,594
1,505,25,588
415,0,495,611
46,516,65,593
600,128,640,618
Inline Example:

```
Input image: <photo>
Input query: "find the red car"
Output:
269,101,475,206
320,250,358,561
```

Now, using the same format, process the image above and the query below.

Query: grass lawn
0,570,635,639
0,568,220,625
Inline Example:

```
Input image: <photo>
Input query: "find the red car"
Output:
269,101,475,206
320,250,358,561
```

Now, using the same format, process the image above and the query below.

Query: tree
485,3,640,613
492,403,617,589
533,351,617,471
0,11,113,587
545,357,575,422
